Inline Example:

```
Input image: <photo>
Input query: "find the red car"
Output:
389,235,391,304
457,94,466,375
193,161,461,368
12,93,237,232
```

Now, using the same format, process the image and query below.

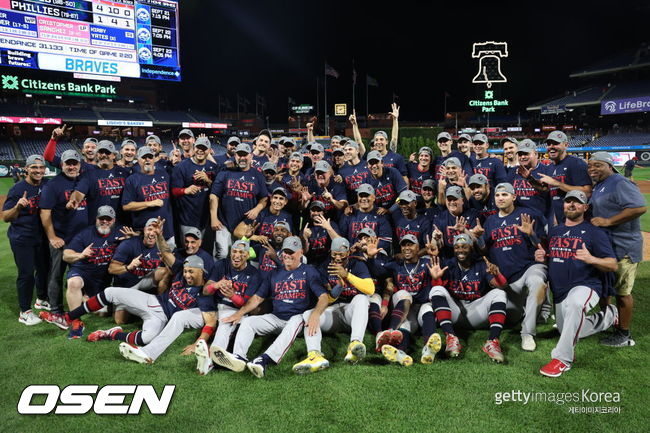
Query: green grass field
0,178,647,433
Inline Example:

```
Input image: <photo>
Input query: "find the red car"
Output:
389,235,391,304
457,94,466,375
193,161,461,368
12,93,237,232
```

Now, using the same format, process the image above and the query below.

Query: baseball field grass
0,178,647,433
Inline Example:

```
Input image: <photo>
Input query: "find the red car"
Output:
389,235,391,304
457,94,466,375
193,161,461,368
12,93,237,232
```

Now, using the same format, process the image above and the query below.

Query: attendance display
0,0,181,81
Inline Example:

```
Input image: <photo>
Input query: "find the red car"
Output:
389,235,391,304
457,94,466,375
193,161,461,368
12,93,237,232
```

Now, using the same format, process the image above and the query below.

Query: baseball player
234,186,293,241
301,201,342,266
292,237,375,374
117,139,137,168
210,236,328,378
177,129,195,159
194,240,263,375
433,185,480,259
338,139,370,204
537,190,619,377
390,190,432,252
407,146,437,195
304,160,348,220
433,132,473,181
510,139,550,214
477,183,548,351
471,134,507,186
467,173,497,222
501,137,519,178
338,184,393,253
44,125,98,173
365,151,408,213
429,234,508,362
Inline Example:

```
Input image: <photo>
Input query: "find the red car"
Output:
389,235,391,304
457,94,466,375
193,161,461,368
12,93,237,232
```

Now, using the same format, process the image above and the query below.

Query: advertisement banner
601,96,650,115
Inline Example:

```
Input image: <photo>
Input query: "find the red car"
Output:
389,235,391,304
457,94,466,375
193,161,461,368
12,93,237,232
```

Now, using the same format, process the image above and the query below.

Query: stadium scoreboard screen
0,0,181,81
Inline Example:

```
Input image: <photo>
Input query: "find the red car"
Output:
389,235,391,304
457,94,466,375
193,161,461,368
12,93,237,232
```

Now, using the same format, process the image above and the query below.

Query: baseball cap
495,183,516,195
314,160,331,173
272,186,288,197
281,236,302,253
61,150,81,163
183,255,204,271
358,227,377,238
344,140,360,150
339,137,351,146
422,179,436,190
182,226,202,239
283,137,296,147
83,137,98,145
145,218,158,227
25,154,44,166
194,137,211,150
262,161,278,173
468,174,489,186
399,234,419,246
97,140,116,154
96,205,115,219
398,190,418,203
457,133,472,142
453,233,473,245
258,129,273,140
517,139,537,154
332,147,344,155
309,142,324,153
445,185,464,199
472,134,488,144
309,200,325,210
331,237,350,253
331,135,342,142
137,146,154,159
290,152,303,161
274,221,291,232
437,132,452,141
146,135,161,145
500,137,519,146
232,239,250,251
564,190,588,204
374,131,388,140
356,183,375,196
366,150,383,163
178,129,194,138
227,136,241,145
443,157,461,167
121,139,136,148
418,146,433,156
235,143,252,154
590,151,614,166
545,130,568,143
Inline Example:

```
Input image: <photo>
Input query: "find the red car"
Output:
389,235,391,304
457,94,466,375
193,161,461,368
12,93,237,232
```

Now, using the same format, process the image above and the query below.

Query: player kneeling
428,234,508,363
292,238,374,374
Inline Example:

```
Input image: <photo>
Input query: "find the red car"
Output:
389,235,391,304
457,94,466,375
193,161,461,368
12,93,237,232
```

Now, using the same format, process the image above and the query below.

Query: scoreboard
0,0,181,81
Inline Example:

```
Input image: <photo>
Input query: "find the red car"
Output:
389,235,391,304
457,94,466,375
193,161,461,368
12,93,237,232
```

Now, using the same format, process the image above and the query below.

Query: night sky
168,0,650,122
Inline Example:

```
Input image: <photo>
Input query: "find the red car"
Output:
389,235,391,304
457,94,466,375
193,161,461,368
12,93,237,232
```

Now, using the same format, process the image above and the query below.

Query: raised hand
244,221,260,238
574,243,594,264
302,223,312,239
364,236,381,258
389,103,400,120
117,226,139,240
66,198,79,210
424,233,439,256
426,256,448,280
349,110,357,125
454,216,468,233
517,165,532,179
515,213,535,235
483,256,501,276
432,225,443,242
51,124,71,141
534,243,546,263
17,191,29,209
470,218,484,238
409,153,417,163
322,187,333,202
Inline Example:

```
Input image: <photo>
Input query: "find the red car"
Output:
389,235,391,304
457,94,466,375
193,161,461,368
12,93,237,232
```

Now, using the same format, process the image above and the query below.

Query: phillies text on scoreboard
0,0,181,81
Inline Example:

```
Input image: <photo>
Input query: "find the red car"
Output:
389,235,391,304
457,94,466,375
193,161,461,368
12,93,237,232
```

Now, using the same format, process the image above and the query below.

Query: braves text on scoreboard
0,0,181,81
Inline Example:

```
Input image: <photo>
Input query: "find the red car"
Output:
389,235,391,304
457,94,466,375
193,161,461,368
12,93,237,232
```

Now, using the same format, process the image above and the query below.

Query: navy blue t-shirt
39,173,89,243
172,246,215,278
546,155,591,225
4,179,48,246
375,255,432,304
433,151,473,181
245,208,293,238
305,220,341,265
211,168,269,232
511,163,551,214
75,165,131,224
482,207,546,281
50,155,97,174
121,169,174,238
366,166,407,209
319,257,372,304
471,156,508,186
257,262,327,320
339,161,370,202
208,259,262,308
547,221,616,303
382,150,408,176
441,258,494,301
433,208,479,259
171,158,221,229
339,208,393,252
67,225,123,278
407,162,436,195
390,209,432,246
468,191,498,223
305,177,347,219
111,237,162,287
157,275,211,319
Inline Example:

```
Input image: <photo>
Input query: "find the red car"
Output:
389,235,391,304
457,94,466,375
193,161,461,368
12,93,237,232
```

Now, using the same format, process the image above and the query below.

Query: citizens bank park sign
1,73,117,98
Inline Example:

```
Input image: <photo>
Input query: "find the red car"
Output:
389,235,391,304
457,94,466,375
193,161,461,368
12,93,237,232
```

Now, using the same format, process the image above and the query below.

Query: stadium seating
16,139,79,157
567,134,592,148
603,81,650,99
589,133,650,148
39,106,98,121
0,138,17,159
0,103,35,116
149,110,196,123
98,111,152,121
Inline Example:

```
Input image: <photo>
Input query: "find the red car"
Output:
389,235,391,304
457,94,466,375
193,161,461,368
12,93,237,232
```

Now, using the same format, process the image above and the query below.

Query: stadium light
55,95,62,99
25,94,32,98
129,99,135,104
107,99,113,102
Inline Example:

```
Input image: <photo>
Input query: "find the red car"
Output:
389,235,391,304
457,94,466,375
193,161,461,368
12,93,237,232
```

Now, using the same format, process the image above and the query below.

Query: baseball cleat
482,339,505,363
210,345,246,372
381,344,413,367
87,326,122,342
344,340,366,364
389,329,403,347
375,330,392,352
292,351,330,374
539,358,571,377
247,357,267,378
421,333,442,364
18,310,42,326
600,329,636,347
194,339,213,376
34,299,51,311
67,320,84,340
39,311,69,330
119,342,153,364
521,334,536,352
445,333,461,358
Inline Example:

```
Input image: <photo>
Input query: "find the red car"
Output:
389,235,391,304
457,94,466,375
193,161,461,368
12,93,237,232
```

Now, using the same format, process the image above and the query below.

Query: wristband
381,299,389,307
231,294,245,307
432,278,443,286
494,273,507,287
205,282,218,295
201,325,215,337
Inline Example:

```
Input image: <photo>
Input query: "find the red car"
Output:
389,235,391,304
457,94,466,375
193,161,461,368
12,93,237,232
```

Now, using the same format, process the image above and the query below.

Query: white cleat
521,334,536,352
195,339,214,375
210,345,246,372
19,310,42,326
119,342,153,364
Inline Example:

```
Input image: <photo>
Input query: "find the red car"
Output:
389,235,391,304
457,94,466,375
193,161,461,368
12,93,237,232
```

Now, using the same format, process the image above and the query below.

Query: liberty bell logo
472,41,508,88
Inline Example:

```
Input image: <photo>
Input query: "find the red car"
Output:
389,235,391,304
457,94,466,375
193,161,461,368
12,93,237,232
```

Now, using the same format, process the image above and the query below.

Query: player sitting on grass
428,234,508,363
292,237,374,374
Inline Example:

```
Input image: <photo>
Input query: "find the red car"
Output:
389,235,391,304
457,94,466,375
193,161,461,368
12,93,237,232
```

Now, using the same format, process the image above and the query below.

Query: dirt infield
636,180,650,193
